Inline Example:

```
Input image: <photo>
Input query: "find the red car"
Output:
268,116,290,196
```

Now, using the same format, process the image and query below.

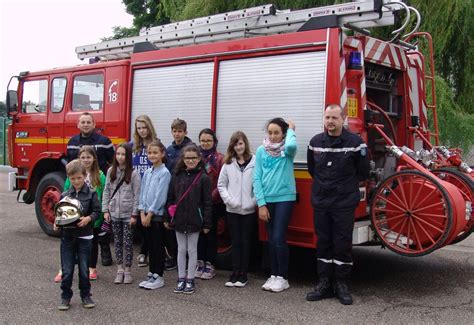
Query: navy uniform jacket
307,128,370,209
66,132,114,174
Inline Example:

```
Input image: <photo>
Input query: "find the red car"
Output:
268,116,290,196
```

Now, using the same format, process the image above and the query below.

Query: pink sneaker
89,269,98,281
54,271,62,283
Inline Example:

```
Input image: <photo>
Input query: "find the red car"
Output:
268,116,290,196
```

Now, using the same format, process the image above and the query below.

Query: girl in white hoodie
217,131,256,287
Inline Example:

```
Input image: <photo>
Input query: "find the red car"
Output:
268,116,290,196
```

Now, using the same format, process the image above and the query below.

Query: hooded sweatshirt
218,155,256,215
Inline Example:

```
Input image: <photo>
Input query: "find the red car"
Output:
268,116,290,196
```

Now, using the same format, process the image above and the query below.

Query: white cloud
0,0,133,94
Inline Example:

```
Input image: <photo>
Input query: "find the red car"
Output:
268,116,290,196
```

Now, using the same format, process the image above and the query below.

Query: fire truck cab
6,61,130,234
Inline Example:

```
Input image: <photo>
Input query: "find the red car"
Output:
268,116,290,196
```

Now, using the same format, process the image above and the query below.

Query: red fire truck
4,1,473,263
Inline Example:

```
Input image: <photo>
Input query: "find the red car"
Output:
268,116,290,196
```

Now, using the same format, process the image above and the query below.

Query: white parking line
441,244,474,254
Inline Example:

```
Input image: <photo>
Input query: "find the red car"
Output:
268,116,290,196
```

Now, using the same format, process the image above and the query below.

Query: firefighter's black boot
306,278,334,301
99,233,113,266
335,280,353,305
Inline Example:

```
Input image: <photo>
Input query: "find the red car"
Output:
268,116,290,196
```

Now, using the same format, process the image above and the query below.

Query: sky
0,0,133,96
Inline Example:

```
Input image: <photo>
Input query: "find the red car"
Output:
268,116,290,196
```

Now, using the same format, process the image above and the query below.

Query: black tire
34,171,65,237
433,168,474,244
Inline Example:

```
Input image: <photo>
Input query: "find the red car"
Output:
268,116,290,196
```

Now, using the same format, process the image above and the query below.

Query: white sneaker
138,272,153,288
144,274,165,290
270,276,290,293
261,275,276,291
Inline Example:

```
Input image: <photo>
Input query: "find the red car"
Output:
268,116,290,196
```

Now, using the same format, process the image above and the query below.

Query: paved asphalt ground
0,170,473,324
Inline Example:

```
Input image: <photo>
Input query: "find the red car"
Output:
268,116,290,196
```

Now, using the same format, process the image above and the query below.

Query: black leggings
135,212,148,256
198,204,225,265
227,212,255,273
146,221,166,276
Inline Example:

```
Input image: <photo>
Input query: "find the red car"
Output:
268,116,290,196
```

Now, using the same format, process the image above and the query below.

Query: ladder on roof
76,0,419,61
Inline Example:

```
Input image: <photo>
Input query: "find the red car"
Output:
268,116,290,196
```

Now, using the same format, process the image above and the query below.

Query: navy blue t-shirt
130,142,152,178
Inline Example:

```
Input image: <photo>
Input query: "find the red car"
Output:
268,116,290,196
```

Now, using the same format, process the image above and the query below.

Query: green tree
162,0,338,21
435,76,474,150
101,26,138,41
123,0,171,28
120,0,338,28
410,0,473,114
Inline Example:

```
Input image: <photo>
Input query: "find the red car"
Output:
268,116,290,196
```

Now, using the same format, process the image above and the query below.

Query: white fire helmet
54,196,83,226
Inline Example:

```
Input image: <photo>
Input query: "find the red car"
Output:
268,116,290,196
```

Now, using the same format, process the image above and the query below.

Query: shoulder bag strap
175,171,203,208
111,176,126,200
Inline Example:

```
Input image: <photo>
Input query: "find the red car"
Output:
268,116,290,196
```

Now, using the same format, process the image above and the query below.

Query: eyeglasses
200,139,214,143
184,157,199,161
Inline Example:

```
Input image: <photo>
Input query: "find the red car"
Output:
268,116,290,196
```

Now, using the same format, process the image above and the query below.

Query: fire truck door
103,66,127,145
63,72,105,141
47,75,68,152
12,78,49,168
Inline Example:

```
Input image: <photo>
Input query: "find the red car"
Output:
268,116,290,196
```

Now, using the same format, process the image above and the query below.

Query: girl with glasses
164,144,212,294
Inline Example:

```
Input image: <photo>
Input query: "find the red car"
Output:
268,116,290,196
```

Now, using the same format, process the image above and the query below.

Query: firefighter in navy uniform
306,104,369,305
67,112,115,175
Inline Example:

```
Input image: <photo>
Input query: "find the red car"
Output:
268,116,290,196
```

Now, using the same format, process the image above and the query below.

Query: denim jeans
266,201,294,279
60,236,92,300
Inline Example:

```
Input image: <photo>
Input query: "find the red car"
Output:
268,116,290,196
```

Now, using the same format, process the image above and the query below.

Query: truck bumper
8,171,17,191
6,168,24,192
352,220,375,244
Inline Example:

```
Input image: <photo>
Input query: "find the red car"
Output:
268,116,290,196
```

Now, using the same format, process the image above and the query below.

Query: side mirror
6,90,18,115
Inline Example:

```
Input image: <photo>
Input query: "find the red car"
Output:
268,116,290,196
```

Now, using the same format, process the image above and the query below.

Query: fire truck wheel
371,170,453,257
432,168,474,244
34,171,65,237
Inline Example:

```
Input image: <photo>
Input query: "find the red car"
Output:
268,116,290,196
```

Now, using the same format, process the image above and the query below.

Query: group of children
57,115,297,310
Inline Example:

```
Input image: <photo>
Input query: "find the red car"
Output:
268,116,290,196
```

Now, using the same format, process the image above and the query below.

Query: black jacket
66,132,115,174
165,167,212,233
60,183,101,238
307,128,370,209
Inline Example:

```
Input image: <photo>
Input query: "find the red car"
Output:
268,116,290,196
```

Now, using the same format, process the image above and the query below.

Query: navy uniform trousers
313,206,355,281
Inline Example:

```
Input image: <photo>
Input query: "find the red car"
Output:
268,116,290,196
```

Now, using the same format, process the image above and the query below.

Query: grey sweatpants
175,231,200,280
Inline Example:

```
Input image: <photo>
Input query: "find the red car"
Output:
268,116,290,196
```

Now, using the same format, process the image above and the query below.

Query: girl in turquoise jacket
253,118,296,293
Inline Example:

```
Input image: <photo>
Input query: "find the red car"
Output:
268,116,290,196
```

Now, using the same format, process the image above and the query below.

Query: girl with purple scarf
196,128,225,280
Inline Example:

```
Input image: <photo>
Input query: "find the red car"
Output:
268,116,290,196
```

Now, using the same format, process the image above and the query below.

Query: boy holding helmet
54,159,101,311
